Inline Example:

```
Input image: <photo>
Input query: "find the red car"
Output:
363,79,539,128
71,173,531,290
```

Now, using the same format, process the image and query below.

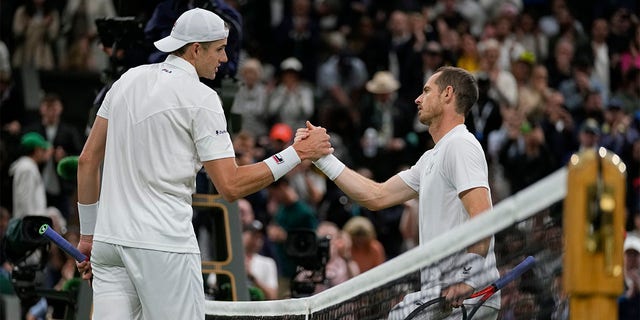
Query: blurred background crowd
0,0,639,318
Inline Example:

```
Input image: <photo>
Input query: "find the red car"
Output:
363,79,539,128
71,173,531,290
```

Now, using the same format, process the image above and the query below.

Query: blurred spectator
232,132,270,227
518,64,552,120
587,18,611,96
558,57,606,113
600,98,638,156
466,72,502,153
358,71,414,181
608,8,635,66
12,0,60,70
316,32,368,115
514,11,549,64
313,221,359,293
342,216,385,273
572,89,606,129
364,10,423,106
286,161,326,210
546,37,575,89
550,267,568,320
9,132,51,218
231,58,269,138
456,33,481,73
620,234,640,319
408,11,438,54
499,118,556,193
60,0,116,71
421,41,446,83
243,219,278,300
611,67,640,114
511,51,536,89
23,94,83,219
539,90,578,167
618,23,640,77
477,38,518,108
577,118,602,152
272,0,320,82
266,177,318,297
265,122,293,156
267,57,314,131
492,14,525,72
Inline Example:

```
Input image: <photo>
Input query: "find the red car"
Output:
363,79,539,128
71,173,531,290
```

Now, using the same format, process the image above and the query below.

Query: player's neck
429,115,464,144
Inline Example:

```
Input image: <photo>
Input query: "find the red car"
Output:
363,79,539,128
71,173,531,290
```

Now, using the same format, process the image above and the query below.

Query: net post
563,148,626,320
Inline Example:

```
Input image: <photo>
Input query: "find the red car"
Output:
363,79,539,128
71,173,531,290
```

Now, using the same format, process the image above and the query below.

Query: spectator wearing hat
620,234,640,319
359,71,415,181
267,57,315,131
9,132,52,218
577,118,601,152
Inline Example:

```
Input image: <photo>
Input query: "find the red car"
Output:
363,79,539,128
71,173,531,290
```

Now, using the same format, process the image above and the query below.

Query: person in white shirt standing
9,132,51,218
297,66,500,319
75,8,332,320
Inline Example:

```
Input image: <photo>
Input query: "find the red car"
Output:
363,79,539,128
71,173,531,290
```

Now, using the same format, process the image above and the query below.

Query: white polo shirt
94,55,235,253
398,124,500,309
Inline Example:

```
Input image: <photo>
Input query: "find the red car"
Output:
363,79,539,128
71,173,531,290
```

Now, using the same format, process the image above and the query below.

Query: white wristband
263,146,301,181
455,253,484,289
313,154,345,180
78,201,99,235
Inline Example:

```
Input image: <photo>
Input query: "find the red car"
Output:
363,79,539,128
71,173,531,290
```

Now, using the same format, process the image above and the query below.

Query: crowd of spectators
0,0,639,317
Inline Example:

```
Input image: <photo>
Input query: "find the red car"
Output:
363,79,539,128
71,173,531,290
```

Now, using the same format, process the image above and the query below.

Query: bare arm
332,169,417,211
205,126,332,202
77,116,107,204
76,116,107,281
459,187,492,257
442,186,493,305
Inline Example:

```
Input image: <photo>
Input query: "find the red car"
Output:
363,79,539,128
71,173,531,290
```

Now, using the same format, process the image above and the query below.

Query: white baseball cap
154,8,229,53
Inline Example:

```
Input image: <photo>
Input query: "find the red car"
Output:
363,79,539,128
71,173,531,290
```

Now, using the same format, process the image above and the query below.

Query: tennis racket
39,224,88,262
403,256,536,320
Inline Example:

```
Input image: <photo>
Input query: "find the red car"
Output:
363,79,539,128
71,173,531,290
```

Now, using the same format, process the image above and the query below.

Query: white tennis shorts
91,241,204,320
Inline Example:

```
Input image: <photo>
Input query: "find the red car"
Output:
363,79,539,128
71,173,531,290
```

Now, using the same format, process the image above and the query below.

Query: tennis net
205,168,568,319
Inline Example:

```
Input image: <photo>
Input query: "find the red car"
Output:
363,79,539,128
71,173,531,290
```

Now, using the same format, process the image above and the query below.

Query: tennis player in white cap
76,8,332,319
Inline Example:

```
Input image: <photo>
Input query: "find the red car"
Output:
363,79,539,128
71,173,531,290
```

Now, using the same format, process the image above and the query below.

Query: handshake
292,121,346,181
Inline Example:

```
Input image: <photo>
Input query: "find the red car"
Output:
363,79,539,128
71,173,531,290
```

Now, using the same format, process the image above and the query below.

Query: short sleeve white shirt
398,124,500,308
94,55,235,253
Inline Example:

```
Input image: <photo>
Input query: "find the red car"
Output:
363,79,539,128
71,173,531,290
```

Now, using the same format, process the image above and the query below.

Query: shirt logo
215,130,228,135
161,68,172,73
273,154,284,164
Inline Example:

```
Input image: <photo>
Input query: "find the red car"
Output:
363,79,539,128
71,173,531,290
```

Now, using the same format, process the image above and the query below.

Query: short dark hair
433,66,478,115
171,41,215,56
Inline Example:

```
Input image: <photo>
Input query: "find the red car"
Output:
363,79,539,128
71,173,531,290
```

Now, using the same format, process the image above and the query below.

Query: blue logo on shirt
215,130,228,135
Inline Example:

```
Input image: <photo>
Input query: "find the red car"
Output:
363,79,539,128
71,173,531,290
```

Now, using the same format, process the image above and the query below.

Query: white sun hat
154,8,229,53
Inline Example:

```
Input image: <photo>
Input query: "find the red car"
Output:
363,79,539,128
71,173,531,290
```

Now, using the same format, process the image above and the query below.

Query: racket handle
39,224,88,262
494,256,535,290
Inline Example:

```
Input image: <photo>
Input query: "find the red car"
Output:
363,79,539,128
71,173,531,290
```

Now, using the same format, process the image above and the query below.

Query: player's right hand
76,235,93,283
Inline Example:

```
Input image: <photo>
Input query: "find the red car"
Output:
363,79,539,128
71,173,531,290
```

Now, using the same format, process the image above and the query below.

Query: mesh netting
206,168,568,320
